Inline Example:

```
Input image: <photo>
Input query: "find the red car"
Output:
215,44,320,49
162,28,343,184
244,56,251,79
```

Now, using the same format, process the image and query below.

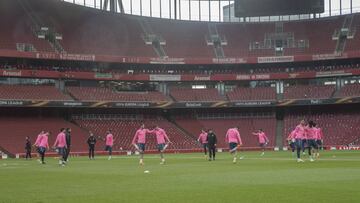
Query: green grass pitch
0,151,360,203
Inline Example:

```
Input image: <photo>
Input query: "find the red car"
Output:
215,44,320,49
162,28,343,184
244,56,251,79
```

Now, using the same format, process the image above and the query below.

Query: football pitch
0,151,360,203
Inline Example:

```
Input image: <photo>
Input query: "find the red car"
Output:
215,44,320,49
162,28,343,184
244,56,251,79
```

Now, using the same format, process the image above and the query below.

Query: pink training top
287,130,296,141
225,128,242,144
306,127,317,140
255,132,269,144
316,127,324,140
34,132,44,146
106,134,114,146
132,128,150,144
54,132,67,148
293,124,306,139
36,133,49,148
153,128,170,144
198,132,208,144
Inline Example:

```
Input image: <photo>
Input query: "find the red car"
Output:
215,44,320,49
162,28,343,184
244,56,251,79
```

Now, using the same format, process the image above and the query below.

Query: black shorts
137,143,146,151
289,142,296,149
316,140,322,146
229,142,238,150
307,139,318,149
57,147,66,155
105,145,113,152
157,144,165,151
259,143,266,147
37,147,46,154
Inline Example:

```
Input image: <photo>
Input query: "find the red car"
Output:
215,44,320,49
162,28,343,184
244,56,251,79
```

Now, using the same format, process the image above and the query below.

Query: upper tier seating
0,0,354,58
284,85,335,99
67,86,169,102
227,87,276,101
0,85,72,101
170,88,224,102
334,83,360,98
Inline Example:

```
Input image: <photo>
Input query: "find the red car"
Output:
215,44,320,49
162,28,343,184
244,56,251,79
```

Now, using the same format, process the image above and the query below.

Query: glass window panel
331,0,341,15
200,0,210,21
190,0,200,21
180,0,190,20
161,0,170,19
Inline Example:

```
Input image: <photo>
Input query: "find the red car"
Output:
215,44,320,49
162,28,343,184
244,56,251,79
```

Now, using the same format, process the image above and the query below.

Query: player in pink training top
131,124,152,165
293,120,307,162
33,130,45,163
197,129,208,158
53,128,67,166
105,130,114,160
315,124,324,158
225,127,243,163
150,125,171,164
34,131,50,164
252,129,269,156
287,129,296,156
306,121,318,162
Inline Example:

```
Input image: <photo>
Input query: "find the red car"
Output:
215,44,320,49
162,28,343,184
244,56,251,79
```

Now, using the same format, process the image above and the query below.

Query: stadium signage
114,102,150,107
150,75,181,81
2,70,22,77
35,52,58,59
232,101,273,106
337,146,360,150
95,73,113,79
288,73,300,78
0,100,24,106
63,102,83,106
149,58,185,64
315,70,351,77
257,56,294,63
310,99,322,104
212,58,247,64
312,53,348,60
194,76,211,81
236,75,251,80
59,53,96,61
236,74,271,80
185,103,202,107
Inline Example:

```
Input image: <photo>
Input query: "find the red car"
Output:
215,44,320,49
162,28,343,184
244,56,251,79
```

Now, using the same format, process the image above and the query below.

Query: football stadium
0,0,360,202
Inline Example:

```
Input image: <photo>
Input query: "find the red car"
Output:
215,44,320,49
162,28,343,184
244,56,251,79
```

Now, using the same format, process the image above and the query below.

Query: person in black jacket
206,129,217,161
64,128,71,162
87,132,97,160
25,136,32,159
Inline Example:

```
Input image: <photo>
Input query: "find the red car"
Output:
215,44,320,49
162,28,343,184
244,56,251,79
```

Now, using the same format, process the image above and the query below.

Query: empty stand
284,112,360,146
334,83,360,98
0,0,350,58
170,88,223,102
0,117,88,154
227,87,276,101
67,86,169,102
0,0,54,52
284,85,335,99
0,85,72,101
74,116,197,151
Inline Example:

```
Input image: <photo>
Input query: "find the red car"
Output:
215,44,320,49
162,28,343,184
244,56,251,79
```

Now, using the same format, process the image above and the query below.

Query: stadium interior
0,0,360,157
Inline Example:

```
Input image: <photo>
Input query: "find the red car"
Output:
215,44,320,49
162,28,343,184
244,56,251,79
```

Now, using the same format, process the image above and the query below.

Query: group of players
287,120,324,162
197,128,269,163
25,120,321,165
26,128,72,165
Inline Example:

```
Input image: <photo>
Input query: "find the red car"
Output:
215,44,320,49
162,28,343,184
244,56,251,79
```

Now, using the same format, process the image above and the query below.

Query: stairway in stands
139,19,167,58
207,23,226,58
